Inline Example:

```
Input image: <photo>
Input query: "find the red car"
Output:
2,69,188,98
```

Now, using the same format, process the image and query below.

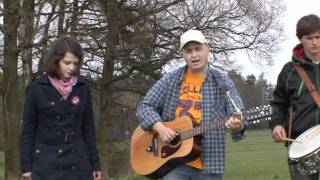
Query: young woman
20,36,102,180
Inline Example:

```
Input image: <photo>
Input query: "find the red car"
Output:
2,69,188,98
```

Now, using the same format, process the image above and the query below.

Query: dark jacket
270,44,320,138
20,75,100,180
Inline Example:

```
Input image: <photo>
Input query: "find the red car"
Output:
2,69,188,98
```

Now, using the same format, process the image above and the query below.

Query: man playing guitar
136,29,246,180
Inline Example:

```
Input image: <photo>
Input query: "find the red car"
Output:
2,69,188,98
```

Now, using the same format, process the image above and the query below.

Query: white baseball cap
180,29,207,50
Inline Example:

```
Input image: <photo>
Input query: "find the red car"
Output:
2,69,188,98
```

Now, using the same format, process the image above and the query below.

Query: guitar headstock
244,104,272,125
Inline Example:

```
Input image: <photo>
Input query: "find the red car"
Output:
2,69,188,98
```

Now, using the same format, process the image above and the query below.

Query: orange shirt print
175,70,205,169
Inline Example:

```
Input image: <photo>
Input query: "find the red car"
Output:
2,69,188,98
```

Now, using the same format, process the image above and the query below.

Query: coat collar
37,74,86,85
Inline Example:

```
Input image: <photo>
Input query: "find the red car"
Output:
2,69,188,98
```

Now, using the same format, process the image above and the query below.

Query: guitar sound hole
170,134,181,145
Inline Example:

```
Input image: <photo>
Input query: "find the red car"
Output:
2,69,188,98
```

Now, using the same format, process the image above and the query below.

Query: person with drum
270,14,320,180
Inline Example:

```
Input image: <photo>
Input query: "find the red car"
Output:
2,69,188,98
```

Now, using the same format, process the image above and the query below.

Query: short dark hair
296,14,320,39
45,36,83,78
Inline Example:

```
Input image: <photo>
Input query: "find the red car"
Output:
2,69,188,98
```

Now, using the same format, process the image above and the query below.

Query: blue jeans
161,165,223,180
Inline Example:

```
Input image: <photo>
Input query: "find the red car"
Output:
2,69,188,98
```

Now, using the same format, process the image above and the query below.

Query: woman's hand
22,172,32,180
93,171,102,180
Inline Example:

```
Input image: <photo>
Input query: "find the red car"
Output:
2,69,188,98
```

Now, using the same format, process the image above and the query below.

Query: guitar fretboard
180,117,227,140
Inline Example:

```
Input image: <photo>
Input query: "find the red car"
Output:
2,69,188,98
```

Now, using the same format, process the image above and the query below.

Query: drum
288,124,320,175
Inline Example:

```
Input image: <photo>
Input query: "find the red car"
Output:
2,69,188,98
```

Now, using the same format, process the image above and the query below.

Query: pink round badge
71,96,80,106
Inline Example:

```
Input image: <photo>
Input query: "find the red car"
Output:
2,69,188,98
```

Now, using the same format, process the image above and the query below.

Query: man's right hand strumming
152,122,179,143
272,125,287,142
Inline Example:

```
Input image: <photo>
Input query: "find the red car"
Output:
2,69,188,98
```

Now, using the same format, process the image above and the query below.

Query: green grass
225,130,290,180
122,129,291,180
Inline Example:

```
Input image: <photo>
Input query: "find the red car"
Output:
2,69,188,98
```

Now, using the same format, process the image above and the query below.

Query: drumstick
283,138,301,143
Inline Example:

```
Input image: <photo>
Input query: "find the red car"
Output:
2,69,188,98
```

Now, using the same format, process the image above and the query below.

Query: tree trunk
97,0,120,178
21,0,35,86
3,0,21,179
70,0,79,35
58,0,66,36
37,3,58,77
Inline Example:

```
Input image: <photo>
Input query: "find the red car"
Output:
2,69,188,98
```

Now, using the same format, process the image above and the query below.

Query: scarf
48,76,78,99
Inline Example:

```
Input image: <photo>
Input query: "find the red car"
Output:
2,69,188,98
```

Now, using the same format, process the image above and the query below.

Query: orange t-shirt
175,70,205,169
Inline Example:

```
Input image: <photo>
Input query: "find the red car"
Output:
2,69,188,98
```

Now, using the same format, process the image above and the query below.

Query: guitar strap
292,63,320,108
288,107,293,140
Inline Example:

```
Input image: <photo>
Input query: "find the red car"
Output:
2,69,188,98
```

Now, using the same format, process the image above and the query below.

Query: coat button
71,148,75,153
58,149,63,154
35,149,40,154
56,131,61,135
50,101,55,106
70,114,74,118
56,115,61,119
71,165,77,170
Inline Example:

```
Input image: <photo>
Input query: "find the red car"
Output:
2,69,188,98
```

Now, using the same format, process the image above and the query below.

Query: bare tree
2,0,21,179
153,0,285,68
71,0,284,177
58,0,66,36
95,0,188,177
20,0,35,86
0,0,285,178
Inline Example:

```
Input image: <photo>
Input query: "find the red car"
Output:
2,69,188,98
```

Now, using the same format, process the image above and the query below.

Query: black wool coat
20,75,101,180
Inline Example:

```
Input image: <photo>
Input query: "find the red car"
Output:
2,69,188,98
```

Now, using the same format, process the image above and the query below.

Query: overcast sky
240,0,320,85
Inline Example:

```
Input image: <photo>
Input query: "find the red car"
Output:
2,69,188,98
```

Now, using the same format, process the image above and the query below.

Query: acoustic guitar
130,105,271,178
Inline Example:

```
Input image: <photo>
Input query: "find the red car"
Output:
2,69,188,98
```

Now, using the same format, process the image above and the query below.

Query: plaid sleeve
223,74,247,142
230,126,247,142
136,74,170,131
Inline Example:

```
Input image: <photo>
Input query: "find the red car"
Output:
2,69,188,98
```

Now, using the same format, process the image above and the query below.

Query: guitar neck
179,105,272,140
180,117,227,140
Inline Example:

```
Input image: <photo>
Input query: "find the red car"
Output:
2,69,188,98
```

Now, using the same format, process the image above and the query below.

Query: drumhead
289,124,320,159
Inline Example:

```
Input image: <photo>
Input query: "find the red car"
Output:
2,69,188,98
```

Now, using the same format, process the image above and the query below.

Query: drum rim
290,148,320,162
288,124,320,159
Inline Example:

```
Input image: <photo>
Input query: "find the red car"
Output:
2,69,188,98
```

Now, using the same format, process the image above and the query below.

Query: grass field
224,130,290,180
121,129,291,180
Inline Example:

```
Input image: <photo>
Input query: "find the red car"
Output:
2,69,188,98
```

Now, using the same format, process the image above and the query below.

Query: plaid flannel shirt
136,65,246,174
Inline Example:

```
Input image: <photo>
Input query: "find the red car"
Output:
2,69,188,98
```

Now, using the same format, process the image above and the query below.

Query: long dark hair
45,36,83,78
